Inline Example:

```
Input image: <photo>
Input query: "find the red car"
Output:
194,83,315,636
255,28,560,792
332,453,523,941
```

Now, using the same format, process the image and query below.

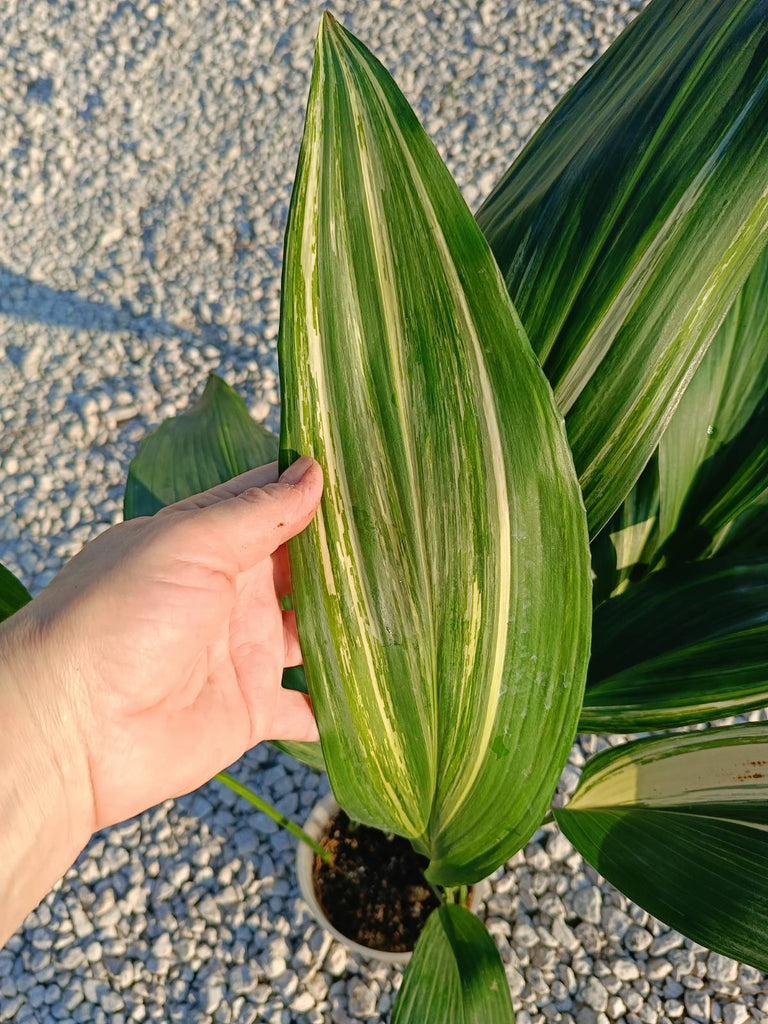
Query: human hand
2,456,322,849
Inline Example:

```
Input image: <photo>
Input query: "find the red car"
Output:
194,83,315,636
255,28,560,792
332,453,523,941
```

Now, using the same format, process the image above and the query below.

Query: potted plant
3,0,766,1015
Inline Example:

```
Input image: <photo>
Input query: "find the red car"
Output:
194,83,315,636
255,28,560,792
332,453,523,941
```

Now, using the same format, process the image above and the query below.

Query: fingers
167,457,323,574
272,544,292,599
159,463,279,514
282,610,302,667
266,689,320,745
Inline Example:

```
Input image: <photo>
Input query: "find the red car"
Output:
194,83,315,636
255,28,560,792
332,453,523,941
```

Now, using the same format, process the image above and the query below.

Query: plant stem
216,770,332,864
426,879,444,904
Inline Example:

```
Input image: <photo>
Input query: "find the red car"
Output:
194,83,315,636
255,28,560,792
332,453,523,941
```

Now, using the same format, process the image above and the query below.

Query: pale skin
0,456,323,946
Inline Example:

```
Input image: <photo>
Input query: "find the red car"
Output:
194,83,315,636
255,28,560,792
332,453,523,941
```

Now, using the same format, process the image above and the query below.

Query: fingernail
280,455,314,485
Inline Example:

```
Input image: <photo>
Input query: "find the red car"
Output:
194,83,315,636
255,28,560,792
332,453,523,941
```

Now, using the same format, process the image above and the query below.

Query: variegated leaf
477,0,768,536
658,244,768,563
555,725,768,971
279,14,591,885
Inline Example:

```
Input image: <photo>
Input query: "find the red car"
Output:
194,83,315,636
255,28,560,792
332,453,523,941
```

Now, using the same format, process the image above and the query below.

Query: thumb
178,456,323,573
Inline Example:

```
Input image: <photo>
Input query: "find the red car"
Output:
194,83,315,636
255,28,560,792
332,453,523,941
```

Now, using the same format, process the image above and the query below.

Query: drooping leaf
657,246,768,563
392,905,515,1024
555,724,768,971
477,0,768,536
123,374,324,773
580,558,768,731
0,563,31,623
279,14,591,885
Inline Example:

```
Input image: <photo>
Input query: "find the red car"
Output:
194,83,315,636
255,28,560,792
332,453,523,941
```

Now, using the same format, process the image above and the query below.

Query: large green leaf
123,374,324,773
555,724,768,971
658,246,768,562
477,0,768,536
124,373,278,518
279,14,591,885
581,558,768,731
0,564,31,623
391,905,514,1024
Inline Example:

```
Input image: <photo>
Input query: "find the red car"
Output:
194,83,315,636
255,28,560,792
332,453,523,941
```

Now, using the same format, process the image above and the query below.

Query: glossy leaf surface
123,374,324,772
556,725,768,971
658,245,768,563
581,559,768,731
0,564,31,624
279,15,591,884
392,905,514,1024
478,0,768,536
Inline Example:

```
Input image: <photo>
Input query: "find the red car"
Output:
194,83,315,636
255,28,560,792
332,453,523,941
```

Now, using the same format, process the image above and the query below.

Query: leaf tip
319,9,339,38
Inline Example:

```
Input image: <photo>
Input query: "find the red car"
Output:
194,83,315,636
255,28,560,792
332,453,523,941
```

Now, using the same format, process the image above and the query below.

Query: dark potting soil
312,810,440,953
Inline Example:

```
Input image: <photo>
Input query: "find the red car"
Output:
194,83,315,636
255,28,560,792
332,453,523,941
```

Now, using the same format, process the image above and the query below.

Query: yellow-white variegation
279,13,591,886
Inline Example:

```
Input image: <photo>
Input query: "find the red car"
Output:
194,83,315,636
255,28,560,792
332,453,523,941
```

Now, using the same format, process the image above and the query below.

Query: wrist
0,604,94,944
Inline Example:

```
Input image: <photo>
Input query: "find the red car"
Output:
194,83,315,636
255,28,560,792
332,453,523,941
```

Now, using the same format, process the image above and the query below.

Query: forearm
0,608,93,946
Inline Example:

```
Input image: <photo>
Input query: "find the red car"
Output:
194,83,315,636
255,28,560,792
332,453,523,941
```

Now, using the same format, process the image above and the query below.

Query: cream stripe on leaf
477,0,768,538
555,724,768,971
657,243,768,564
279,14,591,884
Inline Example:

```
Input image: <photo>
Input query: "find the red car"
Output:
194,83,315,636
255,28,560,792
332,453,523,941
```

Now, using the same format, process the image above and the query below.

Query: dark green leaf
717,491,768,559
478,0,768,536
581,558,768,731
392,905,514,1024
590,458,659,606
556,725,768,972
657,245,768,563
0,563,31,624
124,374,278,519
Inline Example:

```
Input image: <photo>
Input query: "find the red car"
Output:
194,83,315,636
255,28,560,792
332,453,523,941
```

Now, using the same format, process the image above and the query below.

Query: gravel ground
2,0,764,1021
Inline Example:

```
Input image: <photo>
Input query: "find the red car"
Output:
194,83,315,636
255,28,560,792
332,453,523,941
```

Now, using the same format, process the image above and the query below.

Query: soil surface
313,810,440,952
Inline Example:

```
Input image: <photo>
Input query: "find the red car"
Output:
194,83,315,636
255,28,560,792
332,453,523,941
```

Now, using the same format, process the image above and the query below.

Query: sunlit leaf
279,14,591,885
124,374,278,518
658,246,768,563
392,905,514,1024
556,725,768,971
478,0,768,536
590,458,659,605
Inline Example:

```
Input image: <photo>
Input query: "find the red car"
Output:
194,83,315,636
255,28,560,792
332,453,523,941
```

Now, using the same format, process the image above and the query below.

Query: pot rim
295,791,486,964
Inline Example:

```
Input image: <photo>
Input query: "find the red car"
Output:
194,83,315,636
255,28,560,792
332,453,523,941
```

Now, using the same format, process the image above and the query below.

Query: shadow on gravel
0,264,204,346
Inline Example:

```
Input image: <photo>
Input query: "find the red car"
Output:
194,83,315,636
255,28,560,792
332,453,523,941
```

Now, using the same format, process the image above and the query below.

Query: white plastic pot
296,792,487,964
